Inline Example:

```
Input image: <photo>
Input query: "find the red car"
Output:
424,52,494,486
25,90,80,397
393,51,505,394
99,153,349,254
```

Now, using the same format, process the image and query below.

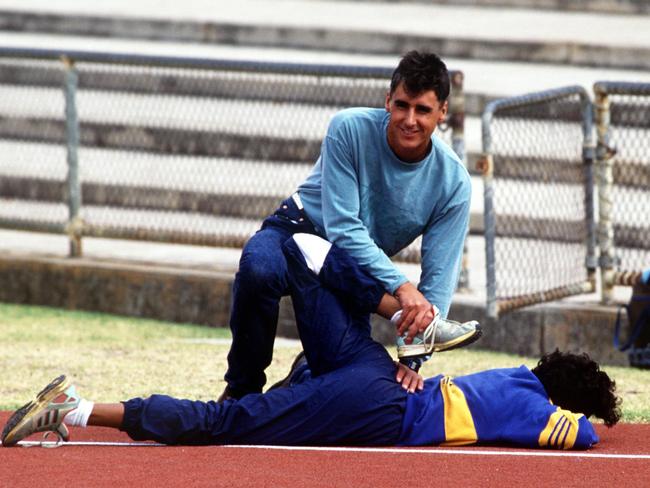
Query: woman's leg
88,403,124,428
281,235,392,376
118,364,405,446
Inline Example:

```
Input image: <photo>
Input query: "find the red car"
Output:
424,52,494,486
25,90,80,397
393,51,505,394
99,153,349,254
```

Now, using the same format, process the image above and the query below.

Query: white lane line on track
225,445,650,460
10,441,650,459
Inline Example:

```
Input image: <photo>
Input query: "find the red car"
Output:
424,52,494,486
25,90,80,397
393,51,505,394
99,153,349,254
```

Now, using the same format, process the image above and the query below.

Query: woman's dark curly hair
532,350,621,426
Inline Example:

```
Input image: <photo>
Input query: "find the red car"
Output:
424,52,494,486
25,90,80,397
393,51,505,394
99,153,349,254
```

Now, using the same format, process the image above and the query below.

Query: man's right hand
394,282,436,343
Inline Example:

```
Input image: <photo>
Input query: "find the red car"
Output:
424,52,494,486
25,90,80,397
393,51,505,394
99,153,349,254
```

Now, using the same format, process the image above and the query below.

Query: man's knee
236,246,287,295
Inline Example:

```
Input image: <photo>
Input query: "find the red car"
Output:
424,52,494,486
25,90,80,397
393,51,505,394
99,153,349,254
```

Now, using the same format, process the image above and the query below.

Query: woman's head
532,350,621,426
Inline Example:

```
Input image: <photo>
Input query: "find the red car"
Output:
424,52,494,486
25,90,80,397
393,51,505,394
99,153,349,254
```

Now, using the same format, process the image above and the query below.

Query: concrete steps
0,0,649,69
311,0,650,15
3,32,650,113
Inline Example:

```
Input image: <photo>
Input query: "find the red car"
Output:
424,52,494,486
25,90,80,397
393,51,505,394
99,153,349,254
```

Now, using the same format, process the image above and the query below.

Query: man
222,50,479,400
2,235,619,449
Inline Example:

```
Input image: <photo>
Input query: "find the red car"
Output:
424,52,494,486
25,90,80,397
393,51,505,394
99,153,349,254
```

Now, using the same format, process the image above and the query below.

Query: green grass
1,303,649,422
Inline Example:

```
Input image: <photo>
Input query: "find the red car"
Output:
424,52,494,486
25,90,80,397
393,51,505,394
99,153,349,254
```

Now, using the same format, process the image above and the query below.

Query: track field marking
8,440,650,459
225,445,650,460
13,441,165,448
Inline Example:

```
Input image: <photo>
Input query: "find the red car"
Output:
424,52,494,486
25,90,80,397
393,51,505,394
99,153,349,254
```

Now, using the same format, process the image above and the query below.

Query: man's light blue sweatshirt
298,107,471,317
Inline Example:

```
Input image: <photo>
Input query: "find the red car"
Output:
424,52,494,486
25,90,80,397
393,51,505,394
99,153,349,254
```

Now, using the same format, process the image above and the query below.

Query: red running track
1,412,649,488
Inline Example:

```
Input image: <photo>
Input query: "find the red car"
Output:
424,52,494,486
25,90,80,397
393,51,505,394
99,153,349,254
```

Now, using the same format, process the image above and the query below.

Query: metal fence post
479,104,497,318
449,71,470,291
594,87,615,303
580,94,598,290
62,56,83,257
449,71,466,166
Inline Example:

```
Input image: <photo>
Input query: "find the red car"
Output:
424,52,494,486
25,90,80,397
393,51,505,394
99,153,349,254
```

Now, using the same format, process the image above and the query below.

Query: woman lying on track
2,234,620,449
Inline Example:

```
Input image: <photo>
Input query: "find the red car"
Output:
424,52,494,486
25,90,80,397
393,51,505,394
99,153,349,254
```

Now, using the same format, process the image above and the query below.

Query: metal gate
594,82,650,300
480,86,597,318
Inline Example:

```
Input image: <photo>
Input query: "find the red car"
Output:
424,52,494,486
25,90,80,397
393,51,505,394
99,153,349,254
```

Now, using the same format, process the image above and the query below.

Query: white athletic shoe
1,375,79,447
397,309,482,359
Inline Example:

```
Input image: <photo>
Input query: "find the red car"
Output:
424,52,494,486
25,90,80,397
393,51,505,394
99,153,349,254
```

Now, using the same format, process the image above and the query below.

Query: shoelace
420,315,439,354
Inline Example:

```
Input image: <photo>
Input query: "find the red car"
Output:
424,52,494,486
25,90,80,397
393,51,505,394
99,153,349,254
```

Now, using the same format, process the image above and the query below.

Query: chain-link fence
481,86,597,317
0,48,465,269
0,56,72,239
594,82,650,299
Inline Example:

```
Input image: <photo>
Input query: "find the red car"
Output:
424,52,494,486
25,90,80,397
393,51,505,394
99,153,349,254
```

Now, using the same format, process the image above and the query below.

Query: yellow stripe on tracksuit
538,408,583,449
439,377,478,446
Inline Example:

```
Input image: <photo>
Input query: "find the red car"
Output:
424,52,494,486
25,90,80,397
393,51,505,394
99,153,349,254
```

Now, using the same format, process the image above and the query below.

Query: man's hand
395,362,424,393
394,282,436,343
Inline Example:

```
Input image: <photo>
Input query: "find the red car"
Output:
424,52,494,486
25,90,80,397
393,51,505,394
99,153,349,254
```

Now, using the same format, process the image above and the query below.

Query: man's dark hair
389,51,450,103
532,350,621,427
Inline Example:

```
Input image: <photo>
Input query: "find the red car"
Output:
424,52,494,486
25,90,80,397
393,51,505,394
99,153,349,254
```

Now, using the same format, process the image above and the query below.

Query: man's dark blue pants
226,196,319,397
120,233,407,445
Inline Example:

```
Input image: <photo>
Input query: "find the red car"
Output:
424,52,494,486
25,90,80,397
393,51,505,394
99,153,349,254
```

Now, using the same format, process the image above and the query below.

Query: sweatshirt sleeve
320,132,408,293
573,415,600,450
538,409,599,450
418,182,471,317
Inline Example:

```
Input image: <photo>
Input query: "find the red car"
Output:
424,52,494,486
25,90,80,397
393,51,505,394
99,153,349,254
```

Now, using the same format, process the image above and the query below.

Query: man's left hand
395,362,424,393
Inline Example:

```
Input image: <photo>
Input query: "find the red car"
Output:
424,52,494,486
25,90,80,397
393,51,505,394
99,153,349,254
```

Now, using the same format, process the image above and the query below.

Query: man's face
384,82,448,162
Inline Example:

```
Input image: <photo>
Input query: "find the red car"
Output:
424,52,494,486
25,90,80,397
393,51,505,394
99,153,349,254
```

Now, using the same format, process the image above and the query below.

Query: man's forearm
419,200,470,317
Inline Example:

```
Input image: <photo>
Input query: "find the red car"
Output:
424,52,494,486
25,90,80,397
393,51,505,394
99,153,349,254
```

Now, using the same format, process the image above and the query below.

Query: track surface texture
1,412,648,487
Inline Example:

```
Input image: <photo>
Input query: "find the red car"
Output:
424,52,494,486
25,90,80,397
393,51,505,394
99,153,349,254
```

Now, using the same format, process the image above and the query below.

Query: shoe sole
398,324,483,359
266,351,306,392
1,375,69,447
